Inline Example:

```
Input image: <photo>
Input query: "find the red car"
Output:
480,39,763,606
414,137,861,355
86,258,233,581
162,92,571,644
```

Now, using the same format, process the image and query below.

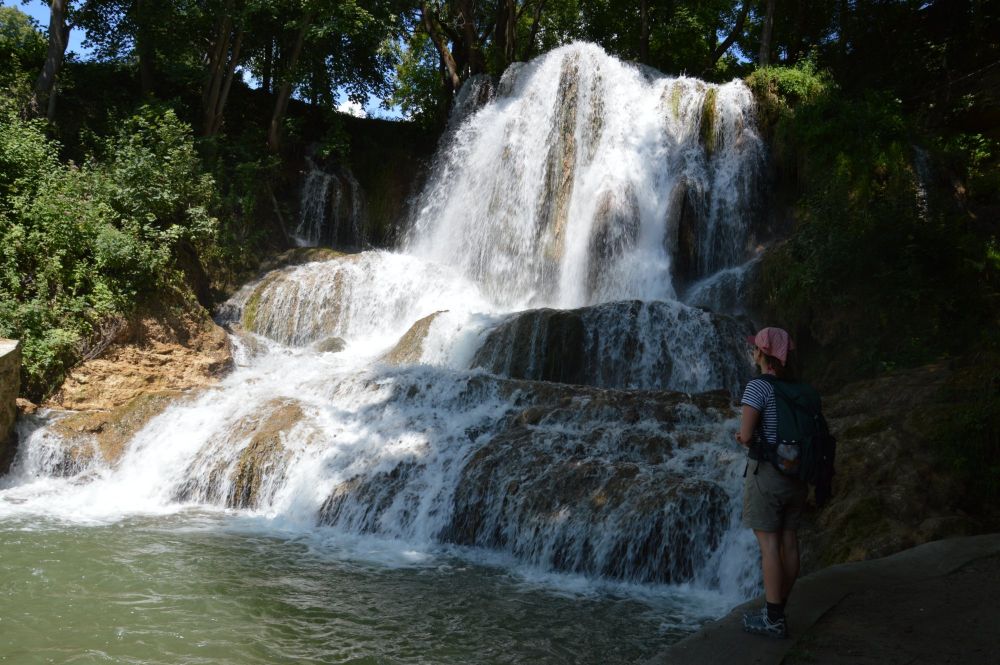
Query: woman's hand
737,404,760,448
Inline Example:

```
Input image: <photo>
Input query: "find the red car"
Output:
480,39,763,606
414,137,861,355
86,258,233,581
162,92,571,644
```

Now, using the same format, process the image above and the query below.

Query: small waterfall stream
292,158,368,248
1,43,768,659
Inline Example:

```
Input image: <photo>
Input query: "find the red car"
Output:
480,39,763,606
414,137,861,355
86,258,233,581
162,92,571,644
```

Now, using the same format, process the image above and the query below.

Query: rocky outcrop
470,300,750,394
174,399,314,510
46,390,186,474
0,339,21,472
224,253,364,346
47,297,231,411
381,311,446,365
798,360,999,572
317,373,738,584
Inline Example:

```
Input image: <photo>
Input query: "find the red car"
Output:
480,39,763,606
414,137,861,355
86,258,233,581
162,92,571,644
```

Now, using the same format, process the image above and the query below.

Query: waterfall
292,158,369,249
405,42,763,309
3,43,766,603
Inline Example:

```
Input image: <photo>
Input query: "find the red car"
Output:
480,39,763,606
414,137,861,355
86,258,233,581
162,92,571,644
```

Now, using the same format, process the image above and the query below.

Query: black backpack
756,375,837,506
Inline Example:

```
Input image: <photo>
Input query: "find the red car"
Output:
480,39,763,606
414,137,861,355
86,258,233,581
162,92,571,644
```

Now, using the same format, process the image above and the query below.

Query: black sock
766,601,784,622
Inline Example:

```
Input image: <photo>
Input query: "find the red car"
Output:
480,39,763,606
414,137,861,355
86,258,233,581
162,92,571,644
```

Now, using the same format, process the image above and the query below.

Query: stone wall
0,339,20,471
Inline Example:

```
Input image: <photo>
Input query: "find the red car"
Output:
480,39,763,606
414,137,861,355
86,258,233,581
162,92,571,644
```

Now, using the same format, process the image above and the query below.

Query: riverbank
645,533,1000,665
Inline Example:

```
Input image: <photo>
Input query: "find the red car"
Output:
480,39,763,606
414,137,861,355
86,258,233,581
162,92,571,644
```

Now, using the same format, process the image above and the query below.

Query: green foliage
752,67,994,384
745,57,831,135
925,354,1000,507
0,106,217,399
0,6,45,89
391,32,447,128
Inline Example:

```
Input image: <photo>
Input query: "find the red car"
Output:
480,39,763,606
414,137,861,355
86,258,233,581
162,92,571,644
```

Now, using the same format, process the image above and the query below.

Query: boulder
380,311,446,365
470,300,750,394
313,336,347,353
47,390,186,474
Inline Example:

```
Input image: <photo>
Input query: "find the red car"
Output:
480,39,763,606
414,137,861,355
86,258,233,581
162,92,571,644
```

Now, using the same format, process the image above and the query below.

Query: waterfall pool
0,511,737,664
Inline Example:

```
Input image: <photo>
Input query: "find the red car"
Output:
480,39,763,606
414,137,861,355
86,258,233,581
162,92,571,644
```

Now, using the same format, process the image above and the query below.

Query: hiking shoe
742,607,787,639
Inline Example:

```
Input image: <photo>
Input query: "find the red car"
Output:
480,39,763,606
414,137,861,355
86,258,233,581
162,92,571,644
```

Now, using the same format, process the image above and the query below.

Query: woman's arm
734,404,760,447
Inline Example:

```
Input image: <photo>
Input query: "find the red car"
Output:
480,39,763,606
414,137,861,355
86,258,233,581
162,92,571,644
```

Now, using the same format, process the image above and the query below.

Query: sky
2,0,395,119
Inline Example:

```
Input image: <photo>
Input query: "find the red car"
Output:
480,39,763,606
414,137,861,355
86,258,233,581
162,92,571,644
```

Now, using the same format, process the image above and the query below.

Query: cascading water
292,158,369,248
1,43,768,663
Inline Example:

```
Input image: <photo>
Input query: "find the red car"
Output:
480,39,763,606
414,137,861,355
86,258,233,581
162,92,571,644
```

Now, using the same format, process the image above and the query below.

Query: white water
2,43,766,622
292,158,368,248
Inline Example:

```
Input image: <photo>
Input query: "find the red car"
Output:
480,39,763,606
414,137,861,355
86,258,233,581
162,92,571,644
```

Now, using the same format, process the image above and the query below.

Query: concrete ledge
0,338,20,471
644,533,1000,665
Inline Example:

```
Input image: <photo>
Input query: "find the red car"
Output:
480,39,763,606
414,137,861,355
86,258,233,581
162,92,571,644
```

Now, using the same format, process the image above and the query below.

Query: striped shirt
741,378,778,447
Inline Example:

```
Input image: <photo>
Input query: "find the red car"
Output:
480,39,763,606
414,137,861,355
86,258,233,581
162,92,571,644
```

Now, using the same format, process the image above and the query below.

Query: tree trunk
759,0,776,66
705,2,751,73
421,2,461,94
33,0,70,120
135,0,155,95
203,23,243,137
457,0,484,76
639,0,649,63
493,0,516,73
267,12,312,153
522,0,546,61
202,11,232,134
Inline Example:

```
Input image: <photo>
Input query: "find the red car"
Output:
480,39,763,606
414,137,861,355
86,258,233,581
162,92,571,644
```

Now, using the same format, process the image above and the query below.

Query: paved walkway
644,533,1000,665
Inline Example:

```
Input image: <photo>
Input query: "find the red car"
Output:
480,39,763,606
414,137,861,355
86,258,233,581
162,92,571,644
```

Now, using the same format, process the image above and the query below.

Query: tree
0,6,47,89
203,0,249,136
33,0,72,119
758,0,774,65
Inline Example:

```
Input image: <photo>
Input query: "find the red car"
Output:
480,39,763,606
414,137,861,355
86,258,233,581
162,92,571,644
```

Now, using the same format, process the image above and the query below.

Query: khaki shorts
742,459,808,532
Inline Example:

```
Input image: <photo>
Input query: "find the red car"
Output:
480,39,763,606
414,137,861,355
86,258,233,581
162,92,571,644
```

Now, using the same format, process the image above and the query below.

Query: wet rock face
537,53,580,266
174,399,309,510
381,312,446,365
471,300,751,394
315,374,737,584
226,402,302,509
443,420,731,583
318,461,420,533
46,391,186,474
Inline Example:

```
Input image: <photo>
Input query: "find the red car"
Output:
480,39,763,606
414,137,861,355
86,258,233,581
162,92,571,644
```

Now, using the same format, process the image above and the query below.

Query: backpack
756,375,837,506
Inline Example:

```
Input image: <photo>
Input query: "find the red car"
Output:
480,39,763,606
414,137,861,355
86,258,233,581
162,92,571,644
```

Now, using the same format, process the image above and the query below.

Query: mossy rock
258,247,349,273
699,87,718,156
49,390,186,470
381,311,446,365
313,336,346,353
226,400,305,509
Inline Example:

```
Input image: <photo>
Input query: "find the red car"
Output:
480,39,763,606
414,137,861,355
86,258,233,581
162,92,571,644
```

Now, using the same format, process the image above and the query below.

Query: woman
734,327,807,639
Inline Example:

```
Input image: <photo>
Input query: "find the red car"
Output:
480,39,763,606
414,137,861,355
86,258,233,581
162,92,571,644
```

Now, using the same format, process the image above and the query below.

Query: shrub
0,105,218,399
749,66,993,385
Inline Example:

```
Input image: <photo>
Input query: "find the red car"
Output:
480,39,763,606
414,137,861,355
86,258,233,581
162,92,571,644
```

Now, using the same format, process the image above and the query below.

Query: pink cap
746,327,795,366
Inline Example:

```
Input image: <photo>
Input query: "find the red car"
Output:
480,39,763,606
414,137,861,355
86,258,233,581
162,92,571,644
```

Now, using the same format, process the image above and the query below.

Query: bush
0,7,45,90
0,105,217,399
749,66,994,385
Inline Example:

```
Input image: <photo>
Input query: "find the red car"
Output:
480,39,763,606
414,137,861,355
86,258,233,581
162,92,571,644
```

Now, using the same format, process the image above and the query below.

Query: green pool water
0,512,726,665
